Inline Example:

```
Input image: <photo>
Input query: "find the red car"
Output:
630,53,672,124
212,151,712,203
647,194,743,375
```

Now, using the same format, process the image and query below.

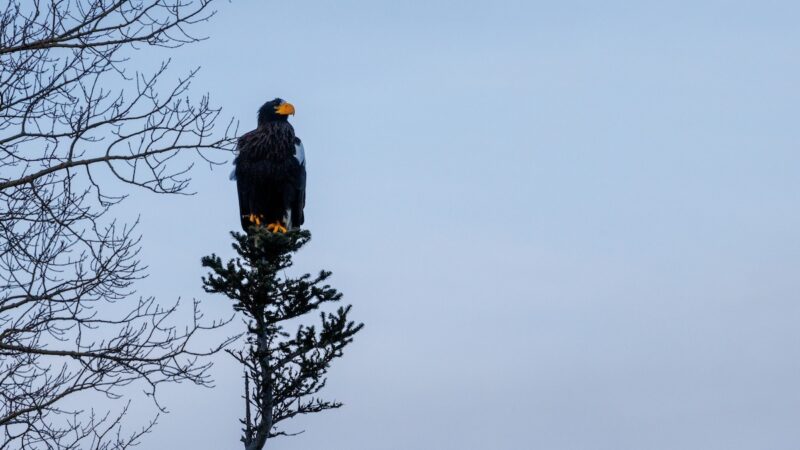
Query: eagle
232,98,306,233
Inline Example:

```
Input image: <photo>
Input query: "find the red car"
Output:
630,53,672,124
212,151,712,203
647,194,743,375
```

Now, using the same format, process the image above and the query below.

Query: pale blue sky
118,1,800,448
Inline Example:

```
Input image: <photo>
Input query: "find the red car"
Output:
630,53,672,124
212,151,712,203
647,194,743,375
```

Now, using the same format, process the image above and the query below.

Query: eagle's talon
266,222,287,233
247,214,262,226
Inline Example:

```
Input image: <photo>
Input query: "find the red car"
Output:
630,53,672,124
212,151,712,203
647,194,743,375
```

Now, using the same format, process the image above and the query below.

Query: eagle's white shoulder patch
294,140,305,166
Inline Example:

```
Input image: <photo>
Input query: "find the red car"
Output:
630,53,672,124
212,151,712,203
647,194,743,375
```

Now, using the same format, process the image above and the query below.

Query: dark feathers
233,99,306,232
258,98,289,125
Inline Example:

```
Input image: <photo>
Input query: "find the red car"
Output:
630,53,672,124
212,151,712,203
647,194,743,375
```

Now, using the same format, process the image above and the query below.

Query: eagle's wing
291,137,306,227
234,155,252,230
233,131,263,231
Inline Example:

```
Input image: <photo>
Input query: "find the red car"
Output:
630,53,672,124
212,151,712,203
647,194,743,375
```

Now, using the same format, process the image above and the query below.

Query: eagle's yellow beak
275,102,295,116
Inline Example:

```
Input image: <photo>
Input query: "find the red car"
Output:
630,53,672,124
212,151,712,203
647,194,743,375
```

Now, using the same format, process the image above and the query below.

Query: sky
111,1,800,449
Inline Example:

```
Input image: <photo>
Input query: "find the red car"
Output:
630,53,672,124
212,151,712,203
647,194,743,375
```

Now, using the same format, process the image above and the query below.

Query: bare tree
0,1,236,449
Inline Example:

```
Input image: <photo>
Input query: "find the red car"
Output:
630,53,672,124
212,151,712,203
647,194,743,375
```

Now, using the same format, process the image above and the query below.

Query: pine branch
202,228,363,450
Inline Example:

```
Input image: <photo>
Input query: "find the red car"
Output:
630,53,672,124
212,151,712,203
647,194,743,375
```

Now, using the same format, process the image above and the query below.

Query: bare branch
0,1,236,449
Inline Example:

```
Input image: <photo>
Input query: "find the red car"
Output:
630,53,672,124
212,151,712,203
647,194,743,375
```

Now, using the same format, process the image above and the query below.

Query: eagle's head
258,98,295,125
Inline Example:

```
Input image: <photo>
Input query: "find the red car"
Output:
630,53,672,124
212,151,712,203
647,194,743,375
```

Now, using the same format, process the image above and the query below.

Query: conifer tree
201,228,363,450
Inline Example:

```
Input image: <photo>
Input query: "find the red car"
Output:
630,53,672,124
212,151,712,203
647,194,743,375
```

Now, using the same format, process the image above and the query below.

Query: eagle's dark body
233,99,306,232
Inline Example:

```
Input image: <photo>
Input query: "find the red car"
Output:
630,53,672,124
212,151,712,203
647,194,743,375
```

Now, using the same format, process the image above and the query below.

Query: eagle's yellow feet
247,214,262,226
266,222,287,233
